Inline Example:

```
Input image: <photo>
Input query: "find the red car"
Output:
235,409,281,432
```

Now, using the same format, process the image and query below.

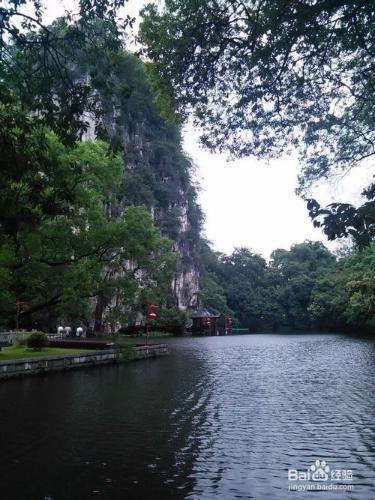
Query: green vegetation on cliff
0,84,175,330
0,2,203,330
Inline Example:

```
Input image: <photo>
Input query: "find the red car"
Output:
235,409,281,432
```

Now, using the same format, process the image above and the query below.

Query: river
0,334,374,499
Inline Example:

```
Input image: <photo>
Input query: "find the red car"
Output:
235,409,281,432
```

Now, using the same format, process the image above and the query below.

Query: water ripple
0,333,373,499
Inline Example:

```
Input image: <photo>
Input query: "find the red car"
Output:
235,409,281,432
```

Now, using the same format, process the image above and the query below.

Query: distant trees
269,242,336,330
217,249,279,330
201,247,283,331
200,273,234,317
201,241,374,334
309,244,375,332
152,307,188,334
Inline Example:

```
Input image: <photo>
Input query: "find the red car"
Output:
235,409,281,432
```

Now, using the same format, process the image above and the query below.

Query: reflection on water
0,334,374,499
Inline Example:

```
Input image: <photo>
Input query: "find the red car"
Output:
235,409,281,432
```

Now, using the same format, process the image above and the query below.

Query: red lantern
17,301,28,313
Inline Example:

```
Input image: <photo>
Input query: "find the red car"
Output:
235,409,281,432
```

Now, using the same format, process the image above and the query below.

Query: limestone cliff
82,52,203,314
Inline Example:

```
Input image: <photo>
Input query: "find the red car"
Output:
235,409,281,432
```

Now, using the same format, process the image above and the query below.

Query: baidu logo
288,459,354,492
310,460,330,481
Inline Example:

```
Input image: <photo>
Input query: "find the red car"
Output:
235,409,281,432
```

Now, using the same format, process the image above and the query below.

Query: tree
307,270,348,331
0,91,175,329
200,272,234,316
307,184,375,249
152,307,188,334
0,83,79,238
270,241,336,277
1,1,134,143
309,244,375,332
1,3,204,330
270,241,336,329
140,0,375,244
215,248,281,330
199,240,373,333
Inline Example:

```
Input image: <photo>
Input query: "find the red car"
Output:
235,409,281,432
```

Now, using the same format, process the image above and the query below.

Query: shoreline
0,344,169,380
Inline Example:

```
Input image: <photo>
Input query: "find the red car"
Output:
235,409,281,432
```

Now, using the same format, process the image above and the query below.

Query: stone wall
0,345,168,380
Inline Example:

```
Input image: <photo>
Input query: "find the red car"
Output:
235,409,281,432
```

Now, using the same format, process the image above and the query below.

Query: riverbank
0,345,90,361
0,344,168,379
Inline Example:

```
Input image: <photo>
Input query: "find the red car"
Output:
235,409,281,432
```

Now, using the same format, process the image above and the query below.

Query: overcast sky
40,0,373,258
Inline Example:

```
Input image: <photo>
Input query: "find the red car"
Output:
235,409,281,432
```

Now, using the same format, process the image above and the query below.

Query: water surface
0,334,374,499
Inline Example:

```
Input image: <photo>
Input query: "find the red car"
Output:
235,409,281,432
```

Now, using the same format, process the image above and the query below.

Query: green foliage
307,187,375,249
269,242,336,328
309,244,375,333
271,242,336,277
141,0,375,171
27,332,49,351
201,241,374,334
1,1,133,144
200,273,233,316
144,62,180,124
0,3,205,332
201,246,281,330
15,333,28,347
140,0,375,244
0,89,175,329
2,9,204,318
0,246,16,322
152,307,187,334
1,2,373,336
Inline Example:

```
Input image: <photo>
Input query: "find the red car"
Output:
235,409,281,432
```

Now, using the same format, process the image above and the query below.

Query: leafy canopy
0,89,175,328
1,1,134,144
200,241,375,333
140,0,375,244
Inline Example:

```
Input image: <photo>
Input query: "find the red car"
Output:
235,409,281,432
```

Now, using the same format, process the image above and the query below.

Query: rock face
83,53,202,316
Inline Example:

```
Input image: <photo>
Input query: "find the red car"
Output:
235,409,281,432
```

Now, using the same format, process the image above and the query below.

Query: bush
15,333,27,346
119,325,144,336
152,308,187,335
27,331,49,350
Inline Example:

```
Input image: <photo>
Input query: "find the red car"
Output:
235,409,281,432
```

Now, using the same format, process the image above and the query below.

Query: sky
38,0,374,258
184,125,374,258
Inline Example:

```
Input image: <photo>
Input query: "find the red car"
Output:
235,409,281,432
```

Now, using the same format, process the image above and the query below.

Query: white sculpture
65,326,72,337
76,327,83,337
57,326,65,337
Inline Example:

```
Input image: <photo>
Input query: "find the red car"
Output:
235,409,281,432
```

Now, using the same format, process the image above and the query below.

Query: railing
0,332,15,346
46,333,67,340
0,331,37,346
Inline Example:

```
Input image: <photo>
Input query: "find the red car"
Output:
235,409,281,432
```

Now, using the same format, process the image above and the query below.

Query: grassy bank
0,346,90,361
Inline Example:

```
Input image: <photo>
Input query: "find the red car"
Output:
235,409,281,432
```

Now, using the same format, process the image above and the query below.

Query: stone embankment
0,344,168,380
